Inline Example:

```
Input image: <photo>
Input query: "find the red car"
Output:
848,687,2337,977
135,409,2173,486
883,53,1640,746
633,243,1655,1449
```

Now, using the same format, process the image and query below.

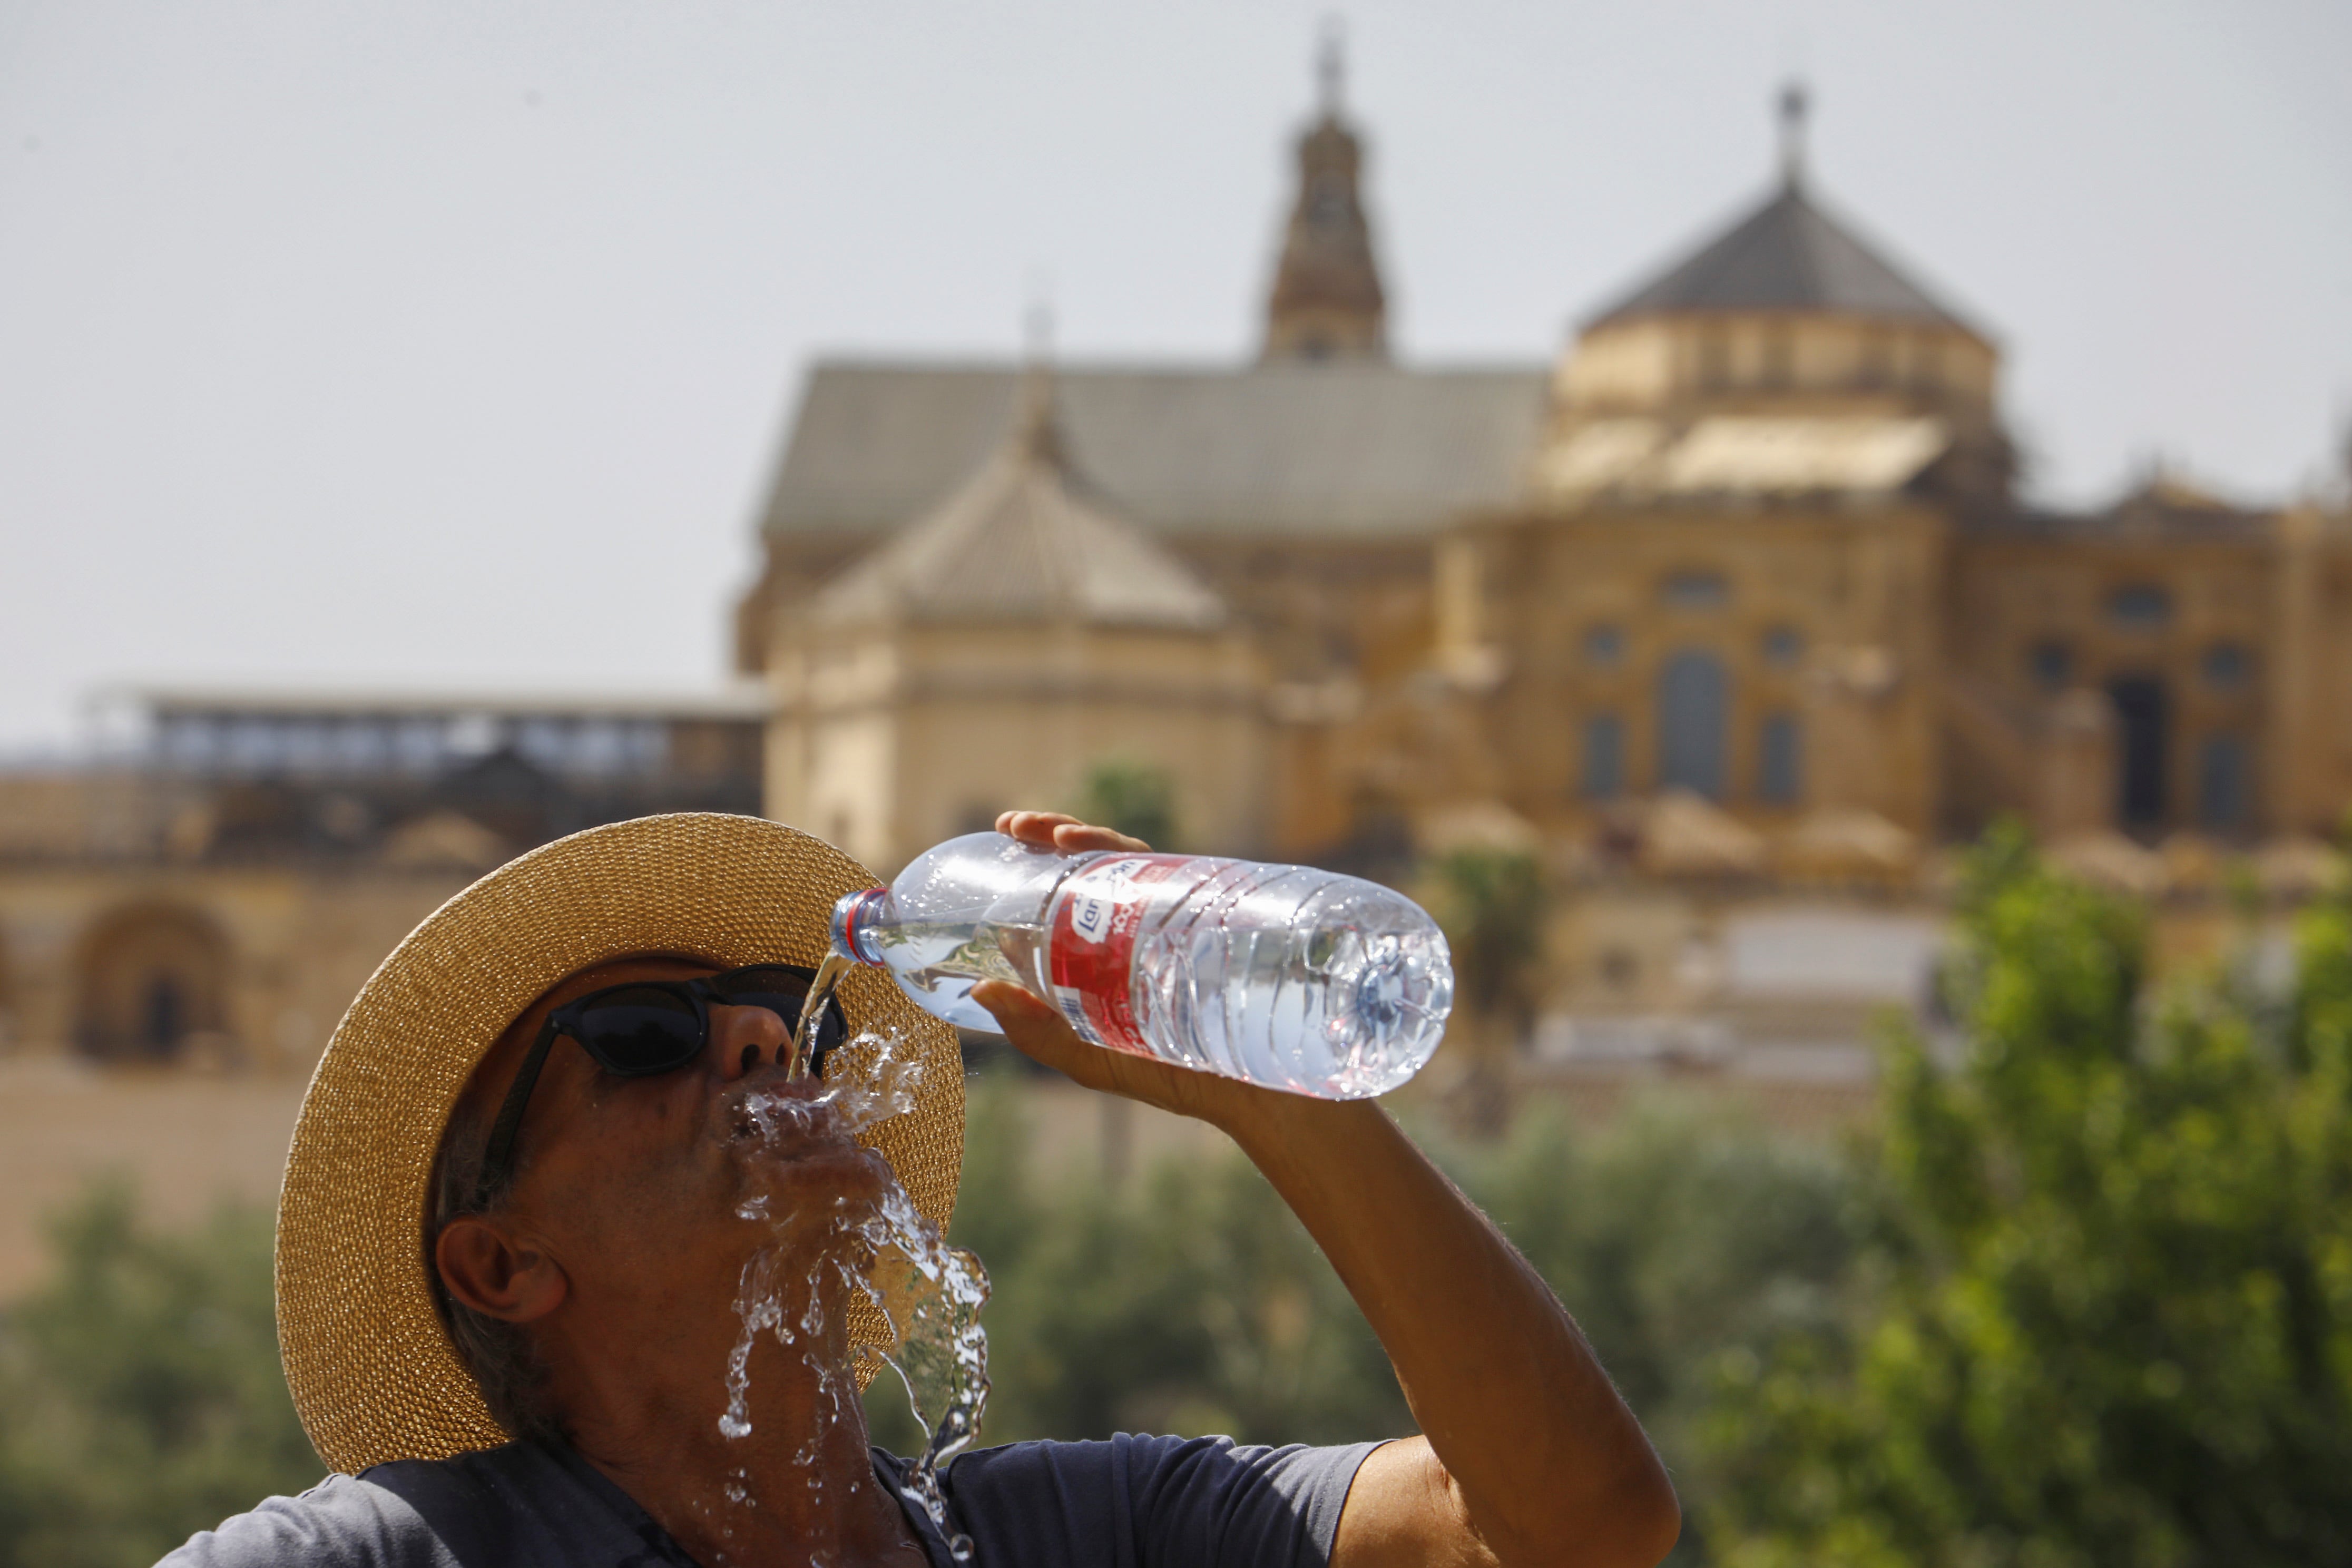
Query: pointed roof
1587,88,1979,337
765,360,1547,544
1262,28,1387,362
1589,180,1974,332
810,372,1229,632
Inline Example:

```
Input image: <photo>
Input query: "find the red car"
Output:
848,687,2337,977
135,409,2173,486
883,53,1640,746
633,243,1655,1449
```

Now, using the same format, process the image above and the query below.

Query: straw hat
275,812,964,1474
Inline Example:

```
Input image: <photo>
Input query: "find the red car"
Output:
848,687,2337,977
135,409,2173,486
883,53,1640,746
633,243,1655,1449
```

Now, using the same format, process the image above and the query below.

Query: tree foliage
42,821,2352,1567
1706,825,2352,1565
874,1070,1855,1568
1424,848,1548,1031
0,1183,321,1568
1072,760,1179,852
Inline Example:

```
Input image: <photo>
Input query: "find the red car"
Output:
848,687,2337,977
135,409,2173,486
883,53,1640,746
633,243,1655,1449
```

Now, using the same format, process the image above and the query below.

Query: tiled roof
810,386,1230,632
1589,180,1978,335
762,360,1550,543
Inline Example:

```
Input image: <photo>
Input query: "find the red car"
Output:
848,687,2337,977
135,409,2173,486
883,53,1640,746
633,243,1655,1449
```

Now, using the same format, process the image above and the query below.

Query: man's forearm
1218,1097,1678,1567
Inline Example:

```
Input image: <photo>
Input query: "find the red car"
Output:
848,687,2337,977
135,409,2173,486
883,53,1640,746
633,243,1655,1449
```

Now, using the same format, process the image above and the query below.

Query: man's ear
436,1216,568,1324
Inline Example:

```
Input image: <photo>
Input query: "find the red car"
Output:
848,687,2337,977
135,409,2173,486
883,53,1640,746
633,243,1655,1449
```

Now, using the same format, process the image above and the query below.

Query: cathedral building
740,72,2352,879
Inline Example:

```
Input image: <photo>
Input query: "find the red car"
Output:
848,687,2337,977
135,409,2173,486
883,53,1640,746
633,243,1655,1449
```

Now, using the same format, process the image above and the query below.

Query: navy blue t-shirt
160,1436,1381,1568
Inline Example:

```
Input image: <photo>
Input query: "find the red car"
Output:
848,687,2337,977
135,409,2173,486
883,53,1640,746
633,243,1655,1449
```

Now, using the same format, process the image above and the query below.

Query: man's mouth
716,1072,858,1161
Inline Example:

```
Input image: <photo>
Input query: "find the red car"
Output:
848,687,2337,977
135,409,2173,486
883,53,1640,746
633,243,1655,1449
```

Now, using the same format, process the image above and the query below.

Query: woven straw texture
275,812,964,1475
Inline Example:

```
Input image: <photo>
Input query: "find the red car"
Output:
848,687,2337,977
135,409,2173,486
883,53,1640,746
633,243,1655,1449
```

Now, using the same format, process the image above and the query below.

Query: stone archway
73,904,232,1064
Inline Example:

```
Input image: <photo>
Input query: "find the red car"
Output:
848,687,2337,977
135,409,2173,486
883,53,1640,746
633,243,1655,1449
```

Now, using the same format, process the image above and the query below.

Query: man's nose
711,1003,790,1081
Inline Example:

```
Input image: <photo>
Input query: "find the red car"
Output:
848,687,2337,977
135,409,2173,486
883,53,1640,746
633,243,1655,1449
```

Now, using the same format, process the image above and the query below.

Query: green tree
1455,1103,1858,1564
910,1066,1853,1568
0,1183,322,1567
1424,847,1549,1131
1707,825,2352,1565
1072,760,1178,850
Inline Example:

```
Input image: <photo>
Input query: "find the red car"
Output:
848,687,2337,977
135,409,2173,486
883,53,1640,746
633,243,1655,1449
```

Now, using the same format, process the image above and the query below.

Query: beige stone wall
2266,509,2352,837
1455,498,1948,836
768,620,1267,873
1945,531,2279,836
0,862,468,1070
0,853,474,1298
1556,315,1998,425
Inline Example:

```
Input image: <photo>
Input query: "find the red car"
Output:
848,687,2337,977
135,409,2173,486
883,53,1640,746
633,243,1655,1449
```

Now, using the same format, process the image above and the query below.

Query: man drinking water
164,810,1679,1568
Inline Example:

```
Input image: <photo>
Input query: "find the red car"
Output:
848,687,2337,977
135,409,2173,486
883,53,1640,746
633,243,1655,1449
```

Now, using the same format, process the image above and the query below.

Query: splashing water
718,1024,992,1562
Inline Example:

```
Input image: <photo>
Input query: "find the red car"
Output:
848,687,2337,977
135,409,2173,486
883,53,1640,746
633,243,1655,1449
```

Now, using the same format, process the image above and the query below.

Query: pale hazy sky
2,0,2346,749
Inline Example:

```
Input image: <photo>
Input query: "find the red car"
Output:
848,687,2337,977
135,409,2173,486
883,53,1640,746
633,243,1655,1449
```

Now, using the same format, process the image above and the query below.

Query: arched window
2028,639,2073,690
1657,650,1730,799
2106,585,2172,631
2201,643,2252,690
2198,734,2252,832
1758,712,1803,803
1581,714,1625,799
1698,328,1732,390
2108,676,2170,827
74,905,231,1064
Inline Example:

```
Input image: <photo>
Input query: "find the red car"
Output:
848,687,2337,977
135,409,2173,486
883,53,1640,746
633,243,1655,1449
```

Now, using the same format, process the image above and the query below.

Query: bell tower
1261,28,1388,363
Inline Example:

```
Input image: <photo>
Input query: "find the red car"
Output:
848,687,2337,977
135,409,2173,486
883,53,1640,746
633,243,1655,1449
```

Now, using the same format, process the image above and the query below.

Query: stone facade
0,692,767,1289
742,79,2351,871
764,379,1265,866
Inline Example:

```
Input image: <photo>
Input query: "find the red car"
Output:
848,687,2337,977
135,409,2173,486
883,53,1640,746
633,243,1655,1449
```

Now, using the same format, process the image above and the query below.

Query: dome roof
1587,180,1980,337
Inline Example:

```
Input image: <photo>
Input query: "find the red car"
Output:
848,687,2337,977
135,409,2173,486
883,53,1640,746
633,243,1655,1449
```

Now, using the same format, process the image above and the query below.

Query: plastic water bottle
830,833,1454,1099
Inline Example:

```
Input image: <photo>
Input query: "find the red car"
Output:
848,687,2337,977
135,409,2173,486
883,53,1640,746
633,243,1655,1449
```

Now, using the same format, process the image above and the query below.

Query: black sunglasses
473,963,849,1207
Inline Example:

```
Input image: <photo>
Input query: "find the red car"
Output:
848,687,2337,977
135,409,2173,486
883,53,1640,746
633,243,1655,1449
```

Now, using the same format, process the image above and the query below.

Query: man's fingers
971,981,1102,1084
1053,824,1150,853
995,810,1079,842
971,979,1252,1125
993,809,1151,854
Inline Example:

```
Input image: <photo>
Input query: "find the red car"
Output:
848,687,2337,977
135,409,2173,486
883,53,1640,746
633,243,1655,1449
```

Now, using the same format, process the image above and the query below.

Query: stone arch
74,903,232,1064
1657,649,1730,799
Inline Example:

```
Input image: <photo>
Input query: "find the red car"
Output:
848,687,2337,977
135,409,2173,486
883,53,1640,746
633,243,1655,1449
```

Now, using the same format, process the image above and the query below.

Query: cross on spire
1778,80,1809,188
1316,17,1345,118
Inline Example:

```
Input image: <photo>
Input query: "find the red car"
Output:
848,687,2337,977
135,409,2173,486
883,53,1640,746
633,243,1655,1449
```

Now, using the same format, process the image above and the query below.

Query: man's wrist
1207,1082,1384,1163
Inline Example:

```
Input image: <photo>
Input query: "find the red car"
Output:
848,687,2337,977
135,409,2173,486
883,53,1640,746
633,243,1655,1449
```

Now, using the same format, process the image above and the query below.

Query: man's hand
972,811,1291,1132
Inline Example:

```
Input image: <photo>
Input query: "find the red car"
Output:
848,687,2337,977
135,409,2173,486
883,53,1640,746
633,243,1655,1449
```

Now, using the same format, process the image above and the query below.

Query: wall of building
1559,314,1998,423
768,620,1267,872
1946,531,2278,838
1456,499,1948,836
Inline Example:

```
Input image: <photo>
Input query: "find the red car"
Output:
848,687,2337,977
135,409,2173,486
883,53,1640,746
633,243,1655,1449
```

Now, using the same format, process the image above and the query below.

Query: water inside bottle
862,917,1046,1033
854,852,1452,1097
710,1024,991,1563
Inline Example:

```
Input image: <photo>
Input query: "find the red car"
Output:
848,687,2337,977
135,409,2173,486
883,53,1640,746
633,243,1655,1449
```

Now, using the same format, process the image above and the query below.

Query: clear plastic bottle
831,832,1454,1100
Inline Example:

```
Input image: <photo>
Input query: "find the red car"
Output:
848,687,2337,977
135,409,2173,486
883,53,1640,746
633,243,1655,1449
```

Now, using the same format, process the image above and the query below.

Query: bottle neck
830,887,893,966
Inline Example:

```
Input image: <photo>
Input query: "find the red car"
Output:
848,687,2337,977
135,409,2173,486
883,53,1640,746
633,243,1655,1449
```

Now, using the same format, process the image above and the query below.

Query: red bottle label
1046,855,1207,1057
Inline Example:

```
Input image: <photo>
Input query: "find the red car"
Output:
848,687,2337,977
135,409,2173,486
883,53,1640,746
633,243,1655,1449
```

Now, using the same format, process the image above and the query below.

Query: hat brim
275,812,963,1474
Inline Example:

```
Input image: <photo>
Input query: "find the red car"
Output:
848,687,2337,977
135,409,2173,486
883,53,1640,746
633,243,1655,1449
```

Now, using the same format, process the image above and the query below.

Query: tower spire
1260,26,1388,364
1778,80,1809,189
1013,292,1065,466
1316,16,1345,117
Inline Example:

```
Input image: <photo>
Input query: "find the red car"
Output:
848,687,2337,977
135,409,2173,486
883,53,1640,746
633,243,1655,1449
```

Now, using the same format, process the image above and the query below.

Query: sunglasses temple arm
473,1015,563,1210
784,953,857,1081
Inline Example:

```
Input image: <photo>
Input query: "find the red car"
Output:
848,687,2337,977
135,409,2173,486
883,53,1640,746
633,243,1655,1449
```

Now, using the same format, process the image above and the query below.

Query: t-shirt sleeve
155,1475,459,1568
932,1433,1384,1568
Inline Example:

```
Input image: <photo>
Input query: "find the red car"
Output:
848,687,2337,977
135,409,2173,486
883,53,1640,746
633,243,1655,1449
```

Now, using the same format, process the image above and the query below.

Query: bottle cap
830,887,891,966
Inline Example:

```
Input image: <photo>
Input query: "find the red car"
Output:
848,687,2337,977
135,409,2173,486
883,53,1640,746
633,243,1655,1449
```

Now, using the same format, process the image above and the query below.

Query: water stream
716,1012,991,1563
